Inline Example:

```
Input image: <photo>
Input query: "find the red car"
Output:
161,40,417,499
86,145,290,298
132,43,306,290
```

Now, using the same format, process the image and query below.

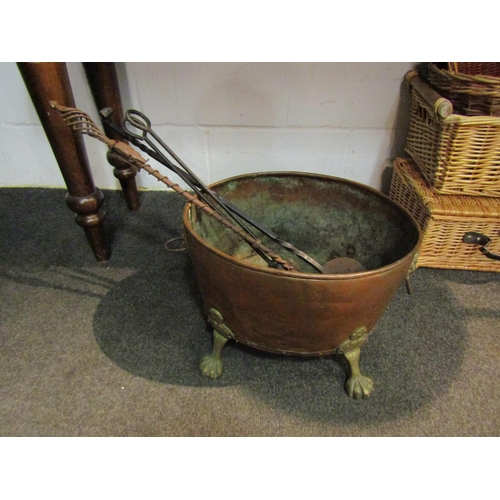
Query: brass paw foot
343,347,373,399
199,308,233,380
200,353,224,379
345,371,374,399
337,327,374,399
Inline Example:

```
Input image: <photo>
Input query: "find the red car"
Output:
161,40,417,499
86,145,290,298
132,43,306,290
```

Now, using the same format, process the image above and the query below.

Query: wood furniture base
17,62,139,261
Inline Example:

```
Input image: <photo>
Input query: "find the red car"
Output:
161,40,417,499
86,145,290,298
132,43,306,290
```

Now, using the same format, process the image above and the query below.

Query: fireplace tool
52,103,365,275
111,108,329,272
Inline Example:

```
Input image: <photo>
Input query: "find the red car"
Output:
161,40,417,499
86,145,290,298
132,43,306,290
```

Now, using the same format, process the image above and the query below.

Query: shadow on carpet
92,258,470,425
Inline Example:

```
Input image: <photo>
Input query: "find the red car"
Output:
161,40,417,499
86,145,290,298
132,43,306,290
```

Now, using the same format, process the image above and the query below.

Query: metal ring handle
123,109,151,139
164,236,187,253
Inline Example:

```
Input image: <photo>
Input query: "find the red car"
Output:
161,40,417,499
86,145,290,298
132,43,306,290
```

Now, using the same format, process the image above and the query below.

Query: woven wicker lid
393,158,500,217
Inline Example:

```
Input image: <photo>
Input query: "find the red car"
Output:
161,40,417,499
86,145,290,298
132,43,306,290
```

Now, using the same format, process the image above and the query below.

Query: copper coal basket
50,105,421,399
183,172,421,399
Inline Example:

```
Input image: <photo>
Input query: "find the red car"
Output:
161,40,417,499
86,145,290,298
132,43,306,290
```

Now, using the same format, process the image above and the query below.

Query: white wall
0,62,415,191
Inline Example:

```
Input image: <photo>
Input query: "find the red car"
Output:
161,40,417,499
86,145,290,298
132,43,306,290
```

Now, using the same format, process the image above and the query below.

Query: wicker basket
427,62,500,116
448,62,500,77
404,71,500,197
389,157,500,271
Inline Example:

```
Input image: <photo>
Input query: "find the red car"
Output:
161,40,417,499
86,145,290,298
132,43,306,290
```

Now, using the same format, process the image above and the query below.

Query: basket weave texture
427,62,500,116
389,158,500,271
405,73,500,197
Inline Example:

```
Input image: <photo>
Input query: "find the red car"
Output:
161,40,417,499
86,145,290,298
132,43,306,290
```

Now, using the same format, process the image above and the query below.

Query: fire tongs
100,107,325,273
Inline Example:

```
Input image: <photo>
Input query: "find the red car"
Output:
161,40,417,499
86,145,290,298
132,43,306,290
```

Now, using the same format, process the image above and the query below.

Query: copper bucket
183,172,421,398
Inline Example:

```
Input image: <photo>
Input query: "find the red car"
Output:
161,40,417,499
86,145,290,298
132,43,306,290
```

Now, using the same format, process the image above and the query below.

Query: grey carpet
1,188,499,436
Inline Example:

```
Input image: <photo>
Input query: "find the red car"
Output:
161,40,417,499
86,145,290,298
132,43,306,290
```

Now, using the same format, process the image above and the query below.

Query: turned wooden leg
82,62,140,211
105,151,139,207
17,62,109,262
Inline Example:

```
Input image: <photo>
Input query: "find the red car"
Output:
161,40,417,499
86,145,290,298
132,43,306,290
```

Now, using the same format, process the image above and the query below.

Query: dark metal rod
100,109,278,267
103,108,324,273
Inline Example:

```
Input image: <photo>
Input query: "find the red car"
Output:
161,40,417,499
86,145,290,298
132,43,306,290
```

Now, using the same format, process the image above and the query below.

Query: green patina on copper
192,174,419,273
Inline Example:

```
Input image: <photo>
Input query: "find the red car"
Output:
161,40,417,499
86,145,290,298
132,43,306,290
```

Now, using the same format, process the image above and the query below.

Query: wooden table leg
83,62,141,211
17,62,109,262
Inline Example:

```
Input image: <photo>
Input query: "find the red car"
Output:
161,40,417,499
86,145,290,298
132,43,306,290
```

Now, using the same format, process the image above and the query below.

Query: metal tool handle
462,231,500,261
106,108,325,273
